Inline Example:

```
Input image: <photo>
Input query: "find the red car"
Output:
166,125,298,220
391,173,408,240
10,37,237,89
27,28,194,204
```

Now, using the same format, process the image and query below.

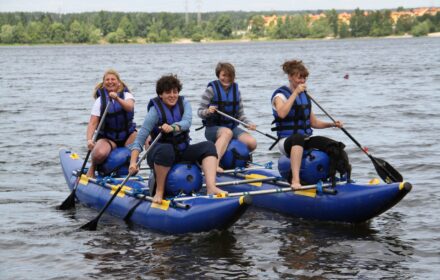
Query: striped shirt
197,86,249,123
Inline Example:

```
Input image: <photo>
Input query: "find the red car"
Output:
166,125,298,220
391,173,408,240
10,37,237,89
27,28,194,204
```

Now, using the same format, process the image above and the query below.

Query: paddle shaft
81,133,162,230
214,108,277,140
58,102,111,210
306,92,401,183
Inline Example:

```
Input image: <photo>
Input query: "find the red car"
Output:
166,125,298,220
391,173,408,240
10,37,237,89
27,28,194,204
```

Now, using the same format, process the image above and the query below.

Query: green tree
395,14,414,34
68,20,88,43
214,15,233,38
288,15,309,38
118,15,134,37
411,20,431,37
325,9,339,37
13,23,30,43
338,22,350,38
250,15,265,37
49,22,65,43
310,17,332,38
350,8,370,37
0,24,14,43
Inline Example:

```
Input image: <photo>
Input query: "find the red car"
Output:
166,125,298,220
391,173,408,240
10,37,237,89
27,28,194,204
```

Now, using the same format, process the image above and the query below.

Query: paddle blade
58,191,76,210
372,157,403,183
80,219,98,231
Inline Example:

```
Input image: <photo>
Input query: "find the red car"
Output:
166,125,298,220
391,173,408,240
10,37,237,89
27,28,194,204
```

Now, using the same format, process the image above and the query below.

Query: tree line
0,8,439,44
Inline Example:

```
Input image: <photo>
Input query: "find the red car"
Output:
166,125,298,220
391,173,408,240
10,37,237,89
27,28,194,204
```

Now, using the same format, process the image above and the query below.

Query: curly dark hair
282,60,309,78
156,74,182,95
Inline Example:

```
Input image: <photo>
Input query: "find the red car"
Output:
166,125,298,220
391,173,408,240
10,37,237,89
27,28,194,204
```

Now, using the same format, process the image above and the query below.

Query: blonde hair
93,69,130,99
282,60,309,78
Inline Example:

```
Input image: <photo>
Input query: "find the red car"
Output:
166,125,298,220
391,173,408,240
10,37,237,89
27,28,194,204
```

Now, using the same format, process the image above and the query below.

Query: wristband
172,125,176,132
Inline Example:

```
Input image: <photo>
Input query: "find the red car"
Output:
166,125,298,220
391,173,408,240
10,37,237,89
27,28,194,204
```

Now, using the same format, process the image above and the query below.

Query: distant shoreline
1,32,439,47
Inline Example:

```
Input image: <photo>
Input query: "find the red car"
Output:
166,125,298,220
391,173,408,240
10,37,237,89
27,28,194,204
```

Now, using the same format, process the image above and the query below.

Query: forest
0,8,439,44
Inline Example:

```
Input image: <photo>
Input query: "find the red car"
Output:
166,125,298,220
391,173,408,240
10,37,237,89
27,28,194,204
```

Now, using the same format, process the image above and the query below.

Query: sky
0,0,438,14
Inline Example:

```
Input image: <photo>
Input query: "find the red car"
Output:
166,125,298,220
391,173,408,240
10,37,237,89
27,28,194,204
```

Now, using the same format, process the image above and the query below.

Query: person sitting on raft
129,74,225,204
197,62,257,172
271,60,343,190
86,69,137,178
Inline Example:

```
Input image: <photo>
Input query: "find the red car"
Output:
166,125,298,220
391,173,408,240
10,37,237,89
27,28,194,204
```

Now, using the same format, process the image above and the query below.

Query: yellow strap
368,178,381,185
79,174,89,185
70,153,79,160
110,185,132,197
245,173,267,187
151,200,170,211
295,189,316,198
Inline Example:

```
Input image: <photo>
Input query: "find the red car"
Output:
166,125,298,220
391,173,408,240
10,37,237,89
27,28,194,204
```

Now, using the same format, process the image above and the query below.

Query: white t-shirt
91,92,135,117
271,92,288,154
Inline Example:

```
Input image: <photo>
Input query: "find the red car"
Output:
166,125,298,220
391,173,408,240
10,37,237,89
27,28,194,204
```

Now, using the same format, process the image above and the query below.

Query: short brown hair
215,62,236,82
282,60,309,78
156,74,182,95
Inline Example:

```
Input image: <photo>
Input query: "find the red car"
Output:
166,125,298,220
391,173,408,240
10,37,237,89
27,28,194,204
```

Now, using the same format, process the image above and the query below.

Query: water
1,37,439,279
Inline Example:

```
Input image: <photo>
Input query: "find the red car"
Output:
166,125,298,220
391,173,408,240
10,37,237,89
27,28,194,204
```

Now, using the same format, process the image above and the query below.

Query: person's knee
218,128,233,139
92,148,109,164
247,137,257,151
284,134,305,154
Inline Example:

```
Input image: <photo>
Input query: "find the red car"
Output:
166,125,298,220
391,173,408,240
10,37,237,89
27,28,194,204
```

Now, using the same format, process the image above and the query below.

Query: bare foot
216,166,224,173
291,181,302,190
152,193,163,204
207,186,228,195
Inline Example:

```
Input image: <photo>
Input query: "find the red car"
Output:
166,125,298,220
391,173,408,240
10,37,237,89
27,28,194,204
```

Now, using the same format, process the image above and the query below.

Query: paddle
80,132,162,230
306,92,403,183
214,108,277,141
58,102,111,210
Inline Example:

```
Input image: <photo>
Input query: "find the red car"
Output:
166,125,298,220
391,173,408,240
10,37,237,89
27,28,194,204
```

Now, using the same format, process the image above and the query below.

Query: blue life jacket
147,96,190,152
204,80,240,129
271,86,313,138
97,88,136,142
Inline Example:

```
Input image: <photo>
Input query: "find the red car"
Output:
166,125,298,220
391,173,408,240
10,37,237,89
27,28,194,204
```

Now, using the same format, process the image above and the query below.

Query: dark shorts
97,130,136,148
205,125,246,142
283,135,337,155
147,141,218,167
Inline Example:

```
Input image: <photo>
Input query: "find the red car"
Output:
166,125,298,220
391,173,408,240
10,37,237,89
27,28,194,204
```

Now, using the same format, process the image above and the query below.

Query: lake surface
1,37,439,279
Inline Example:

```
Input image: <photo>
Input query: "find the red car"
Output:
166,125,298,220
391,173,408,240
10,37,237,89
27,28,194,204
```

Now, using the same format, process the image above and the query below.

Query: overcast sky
0,0,438,13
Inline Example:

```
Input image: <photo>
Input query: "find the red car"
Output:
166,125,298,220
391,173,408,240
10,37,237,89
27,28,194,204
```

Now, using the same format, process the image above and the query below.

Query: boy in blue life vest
129,74,225,204
271,60,348,190
86,69,137,178
198,62,257,172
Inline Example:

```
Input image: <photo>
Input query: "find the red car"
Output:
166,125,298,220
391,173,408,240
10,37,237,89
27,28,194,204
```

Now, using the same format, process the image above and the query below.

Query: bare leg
153,163,171,204
86,139,115,178
202,155,226,195
290,145,303,190
215,128,233,172
238,132,257,151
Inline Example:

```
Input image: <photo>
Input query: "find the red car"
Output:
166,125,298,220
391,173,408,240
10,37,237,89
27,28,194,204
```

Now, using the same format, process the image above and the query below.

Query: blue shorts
205,126,246,142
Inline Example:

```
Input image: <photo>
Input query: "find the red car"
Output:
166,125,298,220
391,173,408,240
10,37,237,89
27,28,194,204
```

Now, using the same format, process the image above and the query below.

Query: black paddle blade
58,190,76,210
80,219,98,231
372,156,403,183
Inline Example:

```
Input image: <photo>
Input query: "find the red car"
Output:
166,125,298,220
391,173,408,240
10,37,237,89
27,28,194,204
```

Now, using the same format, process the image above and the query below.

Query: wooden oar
214,108,277,141
80,133,162,230
58,102,111,210
306,92,403,183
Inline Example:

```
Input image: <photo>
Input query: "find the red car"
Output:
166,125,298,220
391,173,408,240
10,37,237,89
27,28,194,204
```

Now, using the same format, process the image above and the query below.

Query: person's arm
130,109,159,152
310,112,343,129
274,84,307,119
174,99,192,132
109,91,135,112
197,87,215,119
86,115,99,150
129,109,158,175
